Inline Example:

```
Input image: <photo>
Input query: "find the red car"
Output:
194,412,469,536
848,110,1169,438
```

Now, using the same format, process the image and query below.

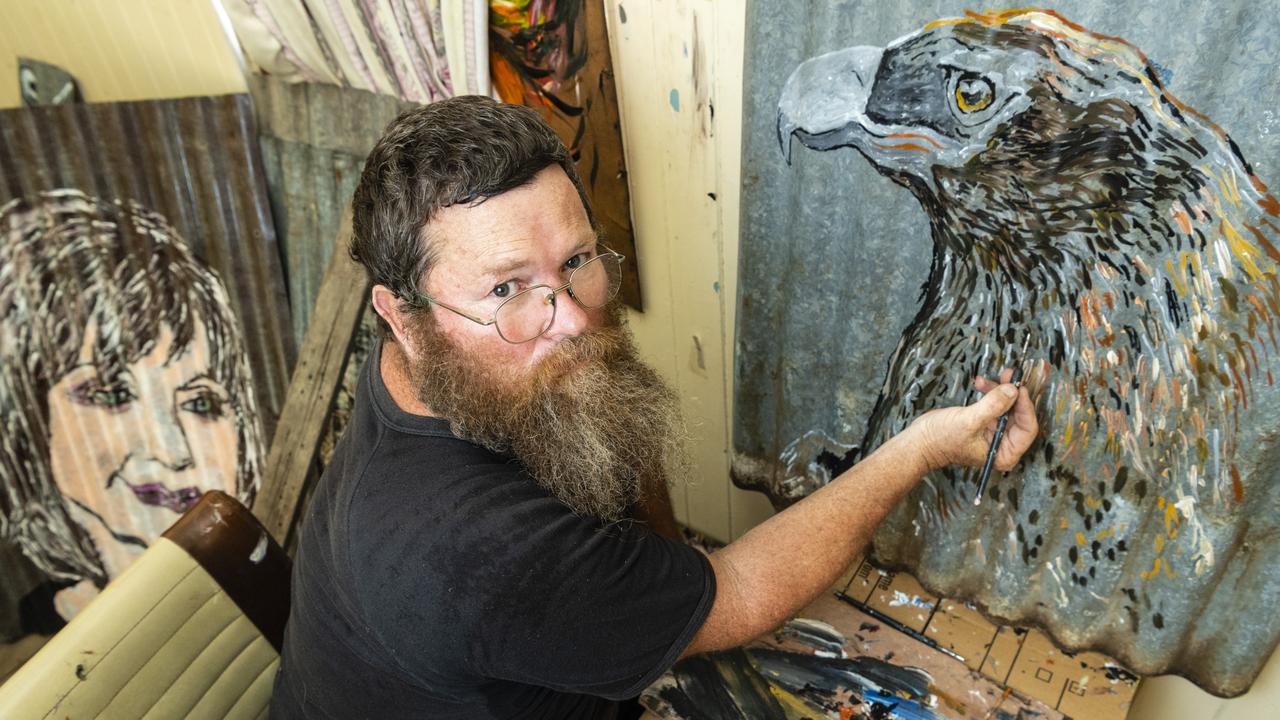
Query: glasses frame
405,247,626,344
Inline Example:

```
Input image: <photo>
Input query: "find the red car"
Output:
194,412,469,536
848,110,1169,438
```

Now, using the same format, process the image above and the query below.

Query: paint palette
642,558,1138,719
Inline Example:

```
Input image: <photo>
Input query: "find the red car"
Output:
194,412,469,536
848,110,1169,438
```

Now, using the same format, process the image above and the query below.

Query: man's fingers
973,382,1018,423
975,368,1015,392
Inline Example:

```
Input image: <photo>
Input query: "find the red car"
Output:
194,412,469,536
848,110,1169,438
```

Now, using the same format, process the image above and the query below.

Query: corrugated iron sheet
249,77,415,347
733,3,1280,697
0,94,293,632
0,95,295,431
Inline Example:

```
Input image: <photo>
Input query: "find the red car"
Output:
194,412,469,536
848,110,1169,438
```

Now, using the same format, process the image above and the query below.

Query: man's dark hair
351,95,593,334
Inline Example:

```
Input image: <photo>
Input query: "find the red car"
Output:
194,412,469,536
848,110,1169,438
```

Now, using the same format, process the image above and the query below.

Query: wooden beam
256,207,368,542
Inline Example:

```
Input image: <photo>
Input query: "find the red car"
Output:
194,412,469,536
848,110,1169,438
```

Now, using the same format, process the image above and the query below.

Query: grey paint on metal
734,2,1280,697
248,77,416,347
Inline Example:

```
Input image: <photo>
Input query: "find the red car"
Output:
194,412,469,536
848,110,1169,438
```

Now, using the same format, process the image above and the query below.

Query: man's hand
682,369,1040,659
912,369,1038,474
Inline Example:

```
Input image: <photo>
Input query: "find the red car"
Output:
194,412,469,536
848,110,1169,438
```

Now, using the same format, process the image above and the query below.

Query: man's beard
403,306,684,524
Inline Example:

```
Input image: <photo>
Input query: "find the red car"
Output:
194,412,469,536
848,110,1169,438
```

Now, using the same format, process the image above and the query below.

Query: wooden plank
257,207,368,542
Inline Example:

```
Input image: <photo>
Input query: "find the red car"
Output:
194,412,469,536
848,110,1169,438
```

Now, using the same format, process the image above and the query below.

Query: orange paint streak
1244,223,1280,263
1230,363,1247,409
885,132,945,149
1172,207,1193,234
1231,465,1244,502
1251,175,1280,216
1246,294,1269,318
874,142,932,153
1079,295,1098,330
489,52,527,105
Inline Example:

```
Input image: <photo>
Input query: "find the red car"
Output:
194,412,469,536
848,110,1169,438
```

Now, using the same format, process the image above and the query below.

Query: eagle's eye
954,73,995,114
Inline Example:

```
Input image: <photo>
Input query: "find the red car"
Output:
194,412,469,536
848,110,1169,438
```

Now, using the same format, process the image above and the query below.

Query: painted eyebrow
67,362,133,382
176,372,228,394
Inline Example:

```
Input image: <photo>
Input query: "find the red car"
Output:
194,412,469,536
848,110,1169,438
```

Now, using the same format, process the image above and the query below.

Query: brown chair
0,491,291,719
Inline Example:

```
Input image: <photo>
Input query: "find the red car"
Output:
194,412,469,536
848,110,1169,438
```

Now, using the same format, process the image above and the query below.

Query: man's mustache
531,323,629,386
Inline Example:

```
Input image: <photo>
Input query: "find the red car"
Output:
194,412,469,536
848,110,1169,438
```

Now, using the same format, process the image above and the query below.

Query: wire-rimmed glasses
405,248,625,343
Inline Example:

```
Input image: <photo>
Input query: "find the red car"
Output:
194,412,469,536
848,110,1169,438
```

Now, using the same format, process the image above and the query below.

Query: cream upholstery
0,538,278,720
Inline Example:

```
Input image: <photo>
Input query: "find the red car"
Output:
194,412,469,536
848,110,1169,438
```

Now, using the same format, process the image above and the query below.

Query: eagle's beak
777,45,884,156
778,113,797,165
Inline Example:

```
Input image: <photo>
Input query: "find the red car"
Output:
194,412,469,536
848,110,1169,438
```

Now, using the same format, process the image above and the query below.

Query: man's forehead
448,228,598,277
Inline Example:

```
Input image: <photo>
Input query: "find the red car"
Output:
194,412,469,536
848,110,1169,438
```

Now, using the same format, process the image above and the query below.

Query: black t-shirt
270,342,715,719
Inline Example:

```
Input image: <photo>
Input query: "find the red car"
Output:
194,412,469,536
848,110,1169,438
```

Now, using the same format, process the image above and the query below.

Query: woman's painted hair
0,189,263,585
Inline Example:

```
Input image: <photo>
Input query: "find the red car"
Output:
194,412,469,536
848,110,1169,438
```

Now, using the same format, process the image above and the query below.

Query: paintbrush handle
974,414,1007,505
974,364,1025,506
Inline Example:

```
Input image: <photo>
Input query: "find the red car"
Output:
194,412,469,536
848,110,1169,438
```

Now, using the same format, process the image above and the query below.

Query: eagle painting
775,9,1280,696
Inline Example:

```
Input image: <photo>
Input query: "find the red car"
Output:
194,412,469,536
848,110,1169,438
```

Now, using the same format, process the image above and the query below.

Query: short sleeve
465,485,715,699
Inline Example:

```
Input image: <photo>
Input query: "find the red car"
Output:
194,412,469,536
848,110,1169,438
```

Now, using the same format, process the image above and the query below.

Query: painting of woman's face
45,317,238,581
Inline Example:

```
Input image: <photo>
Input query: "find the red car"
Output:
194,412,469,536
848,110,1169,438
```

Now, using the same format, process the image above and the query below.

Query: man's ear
371,285,413,346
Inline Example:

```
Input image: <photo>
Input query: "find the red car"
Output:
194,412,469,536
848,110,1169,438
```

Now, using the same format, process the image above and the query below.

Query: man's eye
180,392,225,418
565,252,593,271
492,281,518,298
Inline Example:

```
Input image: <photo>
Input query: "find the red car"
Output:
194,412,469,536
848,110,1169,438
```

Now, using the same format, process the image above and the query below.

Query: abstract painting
0,96,291,631
733,5,1280,697
490,0,643,309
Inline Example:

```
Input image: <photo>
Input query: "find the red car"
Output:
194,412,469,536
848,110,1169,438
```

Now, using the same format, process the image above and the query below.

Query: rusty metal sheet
0,94,292,632
733,4,1280,697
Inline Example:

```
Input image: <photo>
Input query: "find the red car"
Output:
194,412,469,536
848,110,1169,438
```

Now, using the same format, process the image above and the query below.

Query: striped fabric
222,0,490,100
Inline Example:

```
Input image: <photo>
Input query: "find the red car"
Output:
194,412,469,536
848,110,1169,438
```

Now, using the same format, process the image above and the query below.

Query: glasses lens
494,287,555,343
569,253,622,308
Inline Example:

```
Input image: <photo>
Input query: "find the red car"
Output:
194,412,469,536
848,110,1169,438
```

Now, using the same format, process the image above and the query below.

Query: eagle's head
778,9,1254,287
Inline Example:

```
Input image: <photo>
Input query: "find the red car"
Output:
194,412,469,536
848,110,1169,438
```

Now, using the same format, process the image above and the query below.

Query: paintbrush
973,334,1031,506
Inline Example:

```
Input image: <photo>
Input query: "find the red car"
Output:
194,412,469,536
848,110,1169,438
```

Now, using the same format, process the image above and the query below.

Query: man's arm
682,377,1037,657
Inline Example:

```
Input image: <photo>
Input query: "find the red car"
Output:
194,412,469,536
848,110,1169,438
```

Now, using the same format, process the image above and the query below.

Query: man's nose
545,289,591,340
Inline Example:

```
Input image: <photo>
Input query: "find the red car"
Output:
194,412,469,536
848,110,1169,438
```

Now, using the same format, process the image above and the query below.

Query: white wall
605,0,774,541
0,0,245,109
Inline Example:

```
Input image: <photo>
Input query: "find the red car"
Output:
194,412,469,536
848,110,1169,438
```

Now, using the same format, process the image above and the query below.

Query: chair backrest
0,491,291,720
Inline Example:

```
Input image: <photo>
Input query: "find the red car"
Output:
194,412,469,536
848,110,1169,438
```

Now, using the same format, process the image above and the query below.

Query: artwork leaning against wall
490,0,643,309
733,3,1280,698
0,95,292,636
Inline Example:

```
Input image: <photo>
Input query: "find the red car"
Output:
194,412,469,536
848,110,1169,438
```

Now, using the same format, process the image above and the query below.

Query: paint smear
669,88,680,112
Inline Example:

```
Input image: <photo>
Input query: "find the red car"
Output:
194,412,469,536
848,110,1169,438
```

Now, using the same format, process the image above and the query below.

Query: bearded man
270,96,1038,719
